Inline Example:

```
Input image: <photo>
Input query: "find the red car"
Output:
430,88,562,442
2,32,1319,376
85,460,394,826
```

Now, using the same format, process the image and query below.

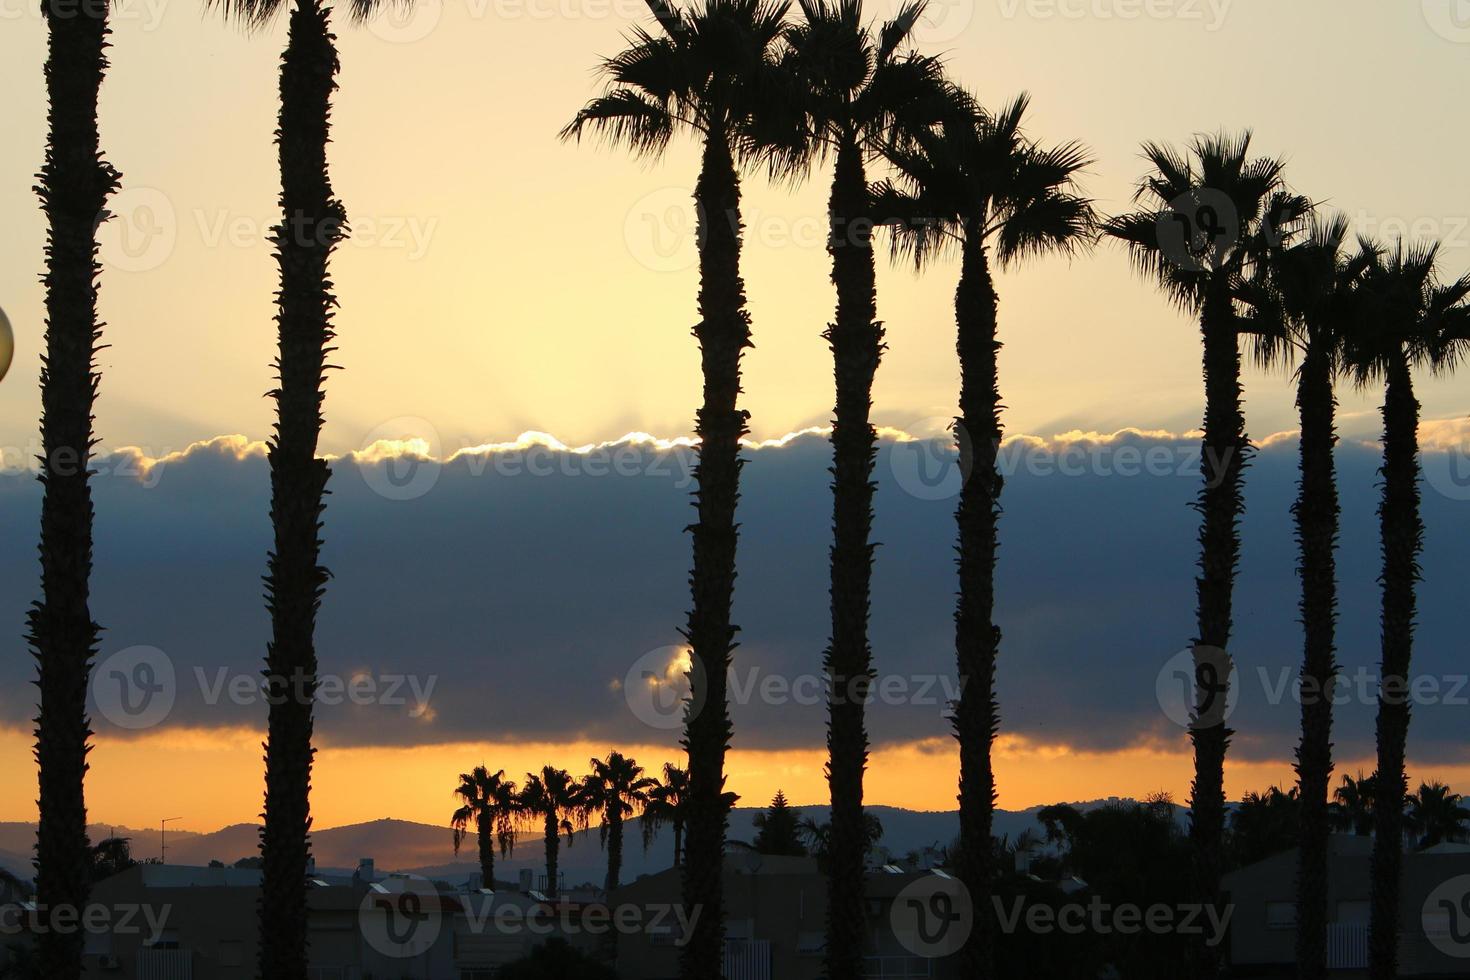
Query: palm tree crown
873,93,1097,267
451,766,520,888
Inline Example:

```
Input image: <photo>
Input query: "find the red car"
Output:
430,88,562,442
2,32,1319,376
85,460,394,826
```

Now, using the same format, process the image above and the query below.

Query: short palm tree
519,767,584,895
1407,781,1470,848
642,763,691,867
451,767,521,889
31,0,119,974
209,0,413,973
563,5,796,976
780,4,951,975
1343,239,1470,980
1239,214,1370,980
1105,131,1308,977
582,753,657,897
874,92,1096,979
1331,771,1378,837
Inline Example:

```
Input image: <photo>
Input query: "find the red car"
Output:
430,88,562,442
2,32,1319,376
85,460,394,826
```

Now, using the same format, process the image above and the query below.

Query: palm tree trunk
673,818,684,867
1293,338,1339,980
953,234,1001,980
823,135,881,980
1190,284,1245,979
679,129,748,980
32,1,117,975
258,1,342,976
478,812,495,888
1368,353,1422,980
544,810,560,893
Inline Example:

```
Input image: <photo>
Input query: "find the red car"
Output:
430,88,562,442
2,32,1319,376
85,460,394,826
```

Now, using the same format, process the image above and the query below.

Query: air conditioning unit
97,955,122,970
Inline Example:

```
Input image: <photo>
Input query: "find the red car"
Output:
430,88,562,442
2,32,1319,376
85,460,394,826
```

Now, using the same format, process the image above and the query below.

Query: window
1266,902,1295,929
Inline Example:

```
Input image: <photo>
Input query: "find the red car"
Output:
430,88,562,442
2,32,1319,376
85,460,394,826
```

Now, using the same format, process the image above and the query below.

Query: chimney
357,858,375,883
518,868,534,894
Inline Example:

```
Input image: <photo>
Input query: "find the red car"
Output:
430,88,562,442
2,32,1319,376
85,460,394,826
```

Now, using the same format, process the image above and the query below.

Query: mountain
0,798,1187,885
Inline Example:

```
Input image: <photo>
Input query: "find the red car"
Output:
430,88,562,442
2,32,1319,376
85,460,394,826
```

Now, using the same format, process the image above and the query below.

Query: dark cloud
1,425,1468,768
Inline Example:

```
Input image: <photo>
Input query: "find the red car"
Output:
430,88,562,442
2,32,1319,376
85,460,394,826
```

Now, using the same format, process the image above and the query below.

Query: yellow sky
2,2,1469,830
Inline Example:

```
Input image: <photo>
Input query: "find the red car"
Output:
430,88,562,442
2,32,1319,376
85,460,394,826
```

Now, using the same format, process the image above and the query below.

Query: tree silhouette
1239,213,1370,980
520,767,585,895
452,766,520,889
752,791,807,855
1331,772,1378,837
582,753,657,962
1342,239,1470,980
208,0,418,972
1407,781,1470,849
30,0,119,971
1105,131,1308,978
874,91,1096,980
563,4,798,976
779,3,952,973
642,763,691,867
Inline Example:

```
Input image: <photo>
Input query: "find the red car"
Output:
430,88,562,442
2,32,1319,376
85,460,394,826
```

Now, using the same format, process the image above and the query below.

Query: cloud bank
1,423,1468,768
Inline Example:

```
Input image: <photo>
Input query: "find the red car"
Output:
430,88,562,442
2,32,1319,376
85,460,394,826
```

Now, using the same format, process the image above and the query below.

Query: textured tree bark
953,234,1002,980
678,128,748,980
32,0,118,975
258,1,341,976
1293,338,1339,980
1190,284,1246,979
823,134,882,980
1368,354,1422,980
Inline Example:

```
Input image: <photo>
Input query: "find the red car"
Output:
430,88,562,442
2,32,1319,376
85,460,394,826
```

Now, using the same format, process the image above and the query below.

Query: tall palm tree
520,767,584,895
209,0,411,973
1343,239,1470,980
563,5,796,976
1105,131,1308,977
873,93,1096,979
780,5,951,975
1407,781,1470,849
1239,214,1369,980
31,0,119,973
642,763,691,867
451,767,520,889
1331,771,1378,837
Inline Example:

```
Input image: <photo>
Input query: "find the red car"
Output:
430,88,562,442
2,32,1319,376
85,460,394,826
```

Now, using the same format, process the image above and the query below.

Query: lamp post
161,816,182,865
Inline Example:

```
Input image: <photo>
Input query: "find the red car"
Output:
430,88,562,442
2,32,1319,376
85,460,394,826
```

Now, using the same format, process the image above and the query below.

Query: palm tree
642,763,691,867
451,767,520,889
1342,239,1470,980
582,753,657,897
1407,781,1470,849
1105,131,1308,977
1239,214,1369,980
780,5,950,975
88,836,138,882
209,0,412,973
1331,771,1378,837
31,0,119,973
874,92,1096,979
520,767,584,895
563,5,796,976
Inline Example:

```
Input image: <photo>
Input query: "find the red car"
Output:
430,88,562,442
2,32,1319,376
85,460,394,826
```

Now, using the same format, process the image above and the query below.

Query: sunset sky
1,1,1469,834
